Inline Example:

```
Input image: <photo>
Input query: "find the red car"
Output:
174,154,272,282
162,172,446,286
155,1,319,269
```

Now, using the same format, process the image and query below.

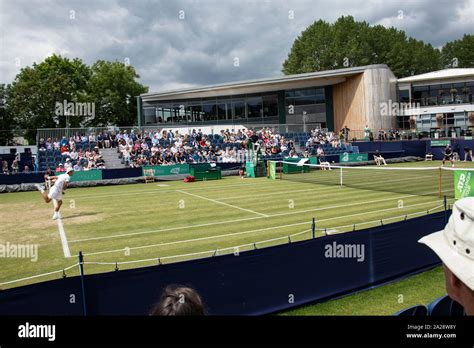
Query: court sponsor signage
454,170,474,199
142,164,190,177
430,140,451,147
339,152,368,163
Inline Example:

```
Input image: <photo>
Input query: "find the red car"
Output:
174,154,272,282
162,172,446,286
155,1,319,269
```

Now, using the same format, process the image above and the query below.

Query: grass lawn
0,160,472,315
280,266,446,315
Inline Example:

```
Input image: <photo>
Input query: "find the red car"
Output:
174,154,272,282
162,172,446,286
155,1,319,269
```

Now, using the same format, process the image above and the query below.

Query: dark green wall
324,85,334,131
277,90,286,125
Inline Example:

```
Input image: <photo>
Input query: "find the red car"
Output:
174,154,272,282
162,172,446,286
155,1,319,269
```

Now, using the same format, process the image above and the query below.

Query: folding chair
143,168,155,183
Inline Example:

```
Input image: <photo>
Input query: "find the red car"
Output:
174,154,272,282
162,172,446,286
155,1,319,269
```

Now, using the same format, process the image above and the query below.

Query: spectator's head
419,198,474,315
150,285,206,316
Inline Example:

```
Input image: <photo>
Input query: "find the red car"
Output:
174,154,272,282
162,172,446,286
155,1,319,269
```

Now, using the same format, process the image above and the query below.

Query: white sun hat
418,197,474,290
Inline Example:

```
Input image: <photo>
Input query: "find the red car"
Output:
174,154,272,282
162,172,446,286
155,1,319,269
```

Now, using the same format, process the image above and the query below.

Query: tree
0,84,15,145
282,16,442,78
441,34,474,68
7,54,91,142
87,60,148,127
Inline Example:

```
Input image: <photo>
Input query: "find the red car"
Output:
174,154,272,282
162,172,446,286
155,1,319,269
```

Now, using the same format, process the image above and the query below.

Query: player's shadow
61,212,98,220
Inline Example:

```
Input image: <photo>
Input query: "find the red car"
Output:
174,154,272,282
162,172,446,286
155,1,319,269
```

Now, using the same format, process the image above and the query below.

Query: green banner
268,161,276,180
339,152,368,163
431,140,451,147
55,170,102,182
245,161,255,178
454,170,474,199
142,164,190,176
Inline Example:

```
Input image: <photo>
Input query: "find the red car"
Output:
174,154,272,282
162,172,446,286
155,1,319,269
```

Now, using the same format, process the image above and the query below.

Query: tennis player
442,145,455,167
35,167,74,220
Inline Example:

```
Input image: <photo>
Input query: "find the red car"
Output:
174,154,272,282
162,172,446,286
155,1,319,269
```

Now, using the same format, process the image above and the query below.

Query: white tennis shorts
47,187,63,201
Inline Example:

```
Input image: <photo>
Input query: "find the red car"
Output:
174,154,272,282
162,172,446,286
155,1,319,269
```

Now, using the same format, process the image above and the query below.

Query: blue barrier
0,173,44,185
101,167,142,180
426,139,474,160
0,211,448,315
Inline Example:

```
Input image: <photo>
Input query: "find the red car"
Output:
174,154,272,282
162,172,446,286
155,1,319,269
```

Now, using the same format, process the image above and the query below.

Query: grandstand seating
0,151,35,173
33,130,354,172
394,294,465,316
394,304,428,316
427,295,465,316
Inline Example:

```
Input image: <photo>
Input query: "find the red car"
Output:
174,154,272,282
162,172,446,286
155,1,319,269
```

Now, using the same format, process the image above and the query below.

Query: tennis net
277,161,461,197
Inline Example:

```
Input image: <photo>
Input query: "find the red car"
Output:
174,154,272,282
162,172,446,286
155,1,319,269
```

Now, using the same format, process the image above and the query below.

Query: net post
78,251,87,316
266,160,269,177
438,167,442,198
312,217,316,239
279,161,282,180
339,167,343,187
443,195,447,224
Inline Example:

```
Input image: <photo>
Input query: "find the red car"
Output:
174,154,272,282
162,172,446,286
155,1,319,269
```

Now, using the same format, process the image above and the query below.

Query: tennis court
1,160,473,289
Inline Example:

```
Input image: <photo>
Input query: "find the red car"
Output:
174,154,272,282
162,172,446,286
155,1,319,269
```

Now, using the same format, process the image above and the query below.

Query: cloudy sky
0,0,472,92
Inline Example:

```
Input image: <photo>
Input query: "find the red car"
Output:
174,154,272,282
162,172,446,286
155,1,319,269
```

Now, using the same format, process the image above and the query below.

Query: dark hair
150,285,206,316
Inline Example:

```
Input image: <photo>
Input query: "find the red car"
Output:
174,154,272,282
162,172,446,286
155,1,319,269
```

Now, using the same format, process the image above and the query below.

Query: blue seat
427,295,464,316
394,305,428,316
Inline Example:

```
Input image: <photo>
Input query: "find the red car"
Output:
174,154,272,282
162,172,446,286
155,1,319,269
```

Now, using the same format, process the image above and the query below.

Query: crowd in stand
38,135,106,171
116,128,293,167
31,127,349,171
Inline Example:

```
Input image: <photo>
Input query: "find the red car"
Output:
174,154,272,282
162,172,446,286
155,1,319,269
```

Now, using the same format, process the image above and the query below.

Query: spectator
341,125,350,142
150,285,206,316
56,163,66,172
2,160,9,174
316,146,325,163
11,159,19,174
464,146,473,162
364,125,370,140
23,165,30,173
419,198,474,315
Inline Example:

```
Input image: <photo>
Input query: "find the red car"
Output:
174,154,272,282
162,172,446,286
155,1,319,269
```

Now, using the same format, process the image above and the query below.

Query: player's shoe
52,212,61,220
34,184,45,193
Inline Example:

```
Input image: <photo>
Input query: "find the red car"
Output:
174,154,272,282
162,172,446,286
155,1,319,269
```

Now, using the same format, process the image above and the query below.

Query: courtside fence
0,208,449,315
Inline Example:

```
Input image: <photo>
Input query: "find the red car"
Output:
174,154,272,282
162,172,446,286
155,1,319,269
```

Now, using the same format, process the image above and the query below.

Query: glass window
262,94,278,117
398,89,410,103
144,108,156,125
202,102,217,121
217,102,230,120
232,99,246,120
246,97,262,119
188,104,202,123
160,104,173,123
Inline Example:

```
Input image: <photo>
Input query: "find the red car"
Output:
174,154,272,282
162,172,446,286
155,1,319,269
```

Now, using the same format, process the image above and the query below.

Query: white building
397,68,474,137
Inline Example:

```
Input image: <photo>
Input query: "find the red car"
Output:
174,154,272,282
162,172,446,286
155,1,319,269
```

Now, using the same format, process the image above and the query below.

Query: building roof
397,68,474,84
141,64,390,102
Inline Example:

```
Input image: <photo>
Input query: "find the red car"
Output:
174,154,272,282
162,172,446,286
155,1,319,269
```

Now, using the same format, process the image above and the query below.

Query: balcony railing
411,94,473,107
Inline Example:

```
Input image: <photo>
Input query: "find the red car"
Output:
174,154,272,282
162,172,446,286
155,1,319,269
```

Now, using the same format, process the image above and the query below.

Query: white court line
215,173,437,201
56,218,71,258
176,190,269,217
79,200,443,257
81,221,310,257
68,181,271,200
70,190,443,243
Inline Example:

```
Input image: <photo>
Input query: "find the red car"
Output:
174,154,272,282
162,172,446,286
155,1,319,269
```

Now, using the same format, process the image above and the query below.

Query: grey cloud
0,0,472,92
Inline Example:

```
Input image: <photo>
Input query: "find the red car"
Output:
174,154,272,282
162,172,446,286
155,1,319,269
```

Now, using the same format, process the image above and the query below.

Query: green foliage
5,54,148,137
0,84,15,145
87,60,148,127
283,16,443,77
441,34,474,68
